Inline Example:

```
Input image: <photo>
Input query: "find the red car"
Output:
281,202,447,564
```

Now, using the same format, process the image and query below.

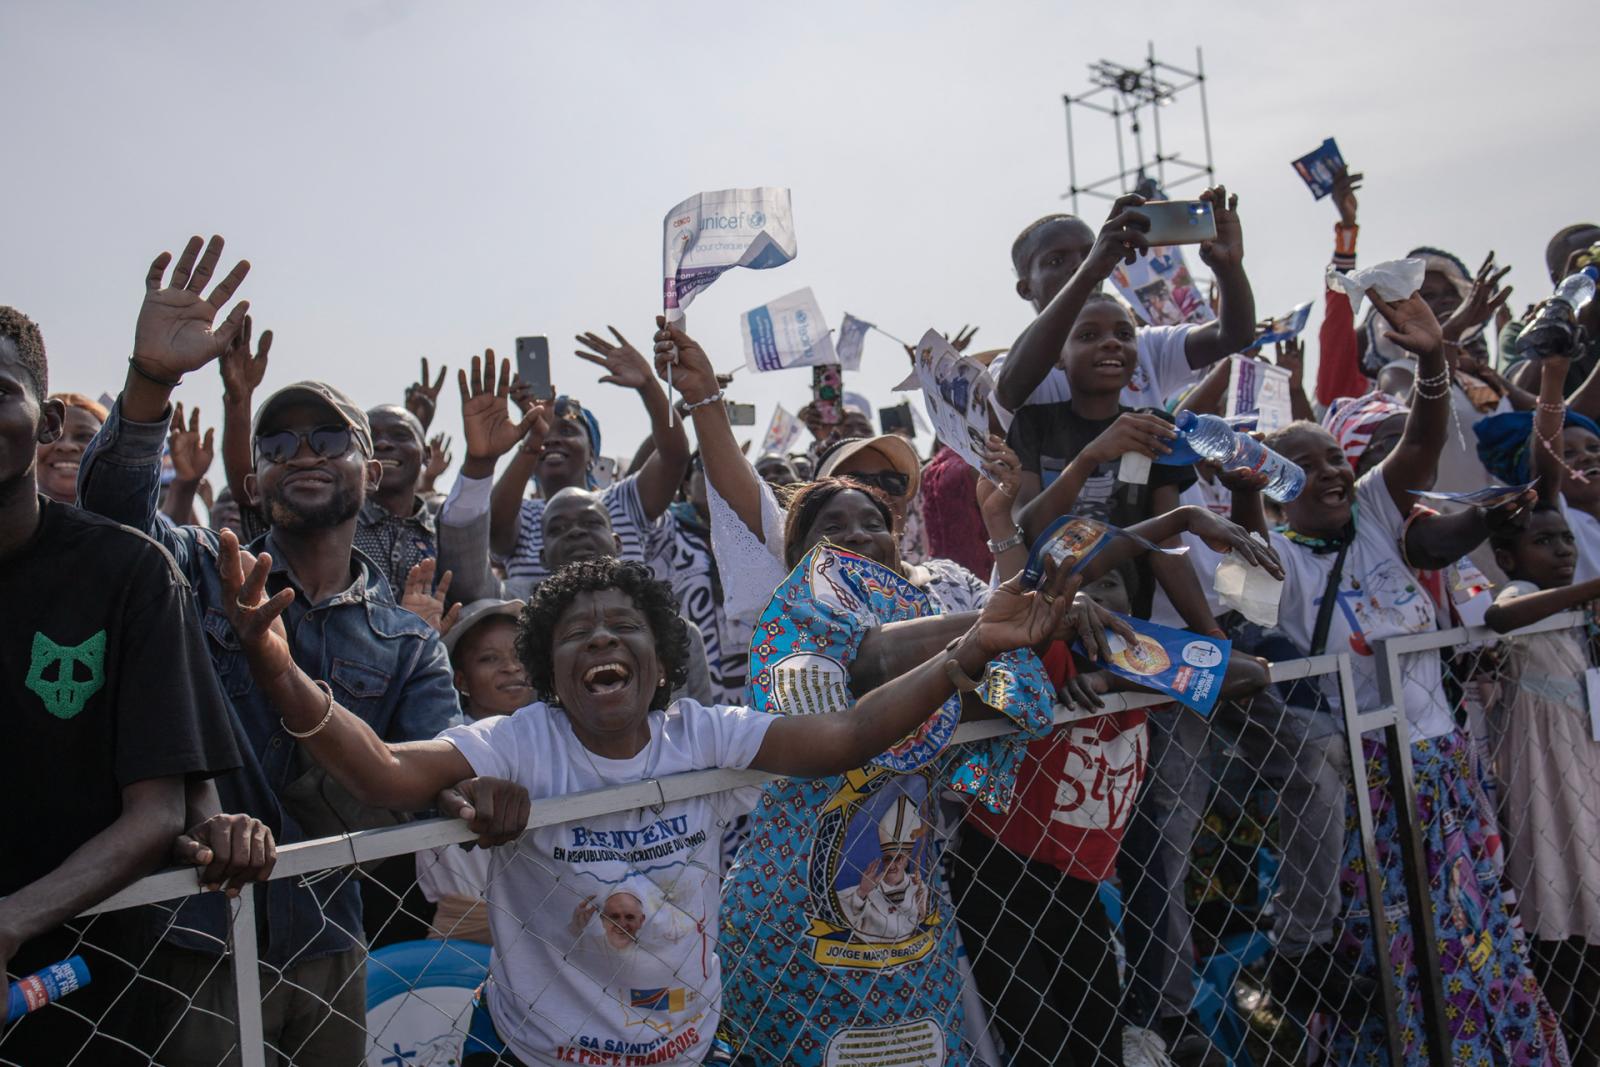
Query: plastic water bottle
6,956,90,1024
1519,265,1599,360
1174,411,1306,502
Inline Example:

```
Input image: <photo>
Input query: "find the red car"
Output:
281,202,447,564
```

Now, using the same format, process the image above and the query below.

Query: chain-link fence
12,616,1597,1066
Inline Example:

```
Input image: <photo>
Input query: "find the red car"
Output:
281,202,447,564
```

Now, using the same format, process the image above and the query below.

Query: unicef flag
741,288,838,373
662,187,797,320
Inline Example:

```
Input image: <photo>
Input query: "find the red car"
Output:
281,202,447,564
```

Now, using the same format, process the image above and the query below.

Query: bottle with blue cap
1518,265,1599,360
1174,411,1306,502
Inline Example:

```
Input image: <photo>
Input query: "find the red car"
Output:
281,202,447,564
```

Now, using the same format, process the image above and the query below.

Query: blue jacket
79,401,461,965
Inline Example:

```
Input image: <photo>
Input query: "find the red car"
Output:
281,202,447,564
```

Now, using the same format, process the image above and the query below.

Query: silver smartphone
1136,200,1217,246
515,336,554,401
727,402,757,426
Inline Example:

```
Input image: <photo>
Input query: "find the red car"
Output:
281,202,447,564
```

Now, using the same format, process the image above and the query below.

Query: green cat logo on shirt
25,630,107,719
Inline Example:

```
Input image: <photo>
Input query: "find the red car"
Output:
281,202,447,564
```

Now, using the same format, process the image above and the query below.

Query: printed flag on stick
741,288,838,373
834,313,873,370
758,404,805,455
662,188,797,321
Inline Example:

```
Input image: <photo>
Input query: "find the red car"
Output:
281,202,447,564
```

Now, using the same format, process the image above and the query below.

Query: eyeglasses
843,470,911,498
254,426,353,464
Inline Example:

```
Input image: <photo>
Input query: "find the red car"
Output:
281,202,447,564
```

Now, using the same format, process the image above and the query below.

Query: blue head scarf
554,395,602,488
1474,409,1600,484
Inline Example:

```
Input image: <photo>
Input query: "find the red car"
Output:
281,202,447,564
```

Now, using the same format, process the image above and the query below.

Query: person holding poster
993,185,1256,416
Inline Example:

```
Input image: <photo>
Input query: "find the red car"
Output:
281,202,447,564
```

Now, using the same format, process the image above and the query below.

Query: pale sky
3,1,1593,489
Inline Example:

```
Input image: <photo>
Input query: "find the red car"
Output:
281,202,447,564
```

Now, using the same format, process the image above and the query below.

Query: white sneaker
1123,1025,1177,1067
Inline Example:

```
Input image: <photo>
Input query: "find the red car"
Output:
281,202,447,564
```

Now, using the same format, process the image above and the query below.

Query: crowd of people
5,163,1600,1067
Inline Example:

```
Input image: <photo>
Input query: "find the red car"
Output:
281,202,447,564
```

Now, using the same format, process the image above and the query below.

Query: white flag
758,404,805,455
1108,246,1216,327
741,288,838,373
912,329,1009,471
662,188,797,321
835,313,873,371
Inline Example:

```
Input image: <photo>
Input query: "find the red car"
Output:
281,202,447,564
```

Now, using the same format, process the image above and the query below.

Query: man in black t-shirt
0,307,260,1066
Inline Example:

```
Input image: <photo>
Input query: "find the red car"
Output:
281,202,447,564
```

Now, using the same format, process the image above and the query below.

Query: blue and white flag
1249,301,1314,349
834,313,873,371
662,187,797,321
741,288,838,373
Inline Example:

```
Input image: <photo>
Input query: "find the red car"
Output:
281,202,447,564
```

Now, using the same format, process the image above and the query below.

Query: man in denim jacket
77,235,461,1065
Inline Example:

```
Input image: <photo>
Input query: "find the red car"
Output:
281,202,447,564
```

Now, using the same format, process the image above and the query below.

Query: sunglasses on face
845,470,910,498
254,425,353,464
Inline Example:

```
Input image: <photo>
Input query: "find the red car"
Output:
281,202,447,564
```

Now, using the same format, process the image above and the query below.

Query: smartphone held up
515,336,554,401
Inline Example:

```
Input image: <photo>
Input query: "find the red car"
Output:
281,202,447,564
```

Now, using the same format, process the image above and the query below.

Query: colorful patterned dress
716,547,1053,1066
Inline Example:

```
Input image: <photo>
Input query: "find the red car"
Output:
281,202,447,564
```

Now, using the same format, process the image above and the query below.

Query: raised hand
437,776,531,848
975,435,1022,530
406,357,448,430
1083,412,1177,465
575,328,654,392
401,558,461,634
652,317,721,405
173,813,277,897
1441,252,1513,345
972,558,1079,656
133,235,252,382
459,351,546,465
217,528,296,678
1057,592,1137,666
1331,165,1363,229
1084,193,1152,276
168,402,216,483
218,315,272,405
1368,291,1444,358
1181,506,1285,578
1198,184,1244,271
948,325,979,353
419,433,453,493
855,858,883,899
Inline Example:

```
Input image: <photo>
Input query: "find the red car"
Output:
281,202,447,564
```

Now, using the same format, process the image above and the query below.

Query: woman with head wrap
442,336,691,596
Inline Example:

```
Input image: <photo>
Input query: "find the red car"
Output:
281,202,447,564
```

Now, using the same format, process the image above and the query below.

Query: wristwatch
987,525,1026,554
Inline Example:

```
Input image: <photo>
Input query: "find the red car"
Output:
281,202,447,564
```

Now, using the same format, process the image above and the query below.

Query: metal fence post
1337,655,1407,1066
230,889,268,1067
1373,638,1452,1065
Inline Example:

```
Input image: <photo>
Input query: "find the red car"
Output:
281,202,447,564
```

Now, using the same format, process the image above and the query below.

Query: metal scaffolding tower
1062,43,1215,213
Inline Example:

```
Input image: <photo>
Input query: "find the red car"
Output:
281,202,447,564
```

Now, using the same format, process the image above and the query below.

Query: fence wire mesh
9,619,1599,1067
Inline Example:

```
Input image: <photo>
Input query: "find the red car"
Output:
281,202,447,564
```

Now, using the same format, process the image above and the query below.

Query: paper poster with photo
1109,247,1216,327
1225,355,1294,434
759,404,805,455
911,329,1008,470
1072,612,1231,716
662,187,797,319
1291,138,1346,200
1249,301,1313,349
742,287,838,372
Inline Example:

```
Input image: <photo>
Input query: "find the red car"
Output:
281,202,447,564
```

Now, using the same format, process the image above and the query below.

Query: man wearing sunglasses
77,235,462,1066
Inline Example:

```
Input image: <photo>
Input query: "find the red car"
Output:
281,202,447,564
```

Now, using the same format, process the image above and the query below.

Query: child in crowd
416,598,532,945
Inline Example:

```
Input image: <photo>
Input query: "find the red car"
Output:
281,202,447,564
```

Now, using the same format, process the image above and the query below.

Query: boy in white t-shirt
992,185,1258,415
211,546,1078,1067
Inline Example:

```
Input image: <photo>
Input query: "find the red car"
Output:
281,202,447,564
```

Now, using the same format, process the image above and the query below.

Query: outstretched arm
653,318,768,538
217,315,271,517
1180,185,1257,368
1534,355,1572,506
1486,576,1600,633
452,352,546,560
1373,292,1450,515
752,565,1076,777
575,328,690,520
994,194,1151,411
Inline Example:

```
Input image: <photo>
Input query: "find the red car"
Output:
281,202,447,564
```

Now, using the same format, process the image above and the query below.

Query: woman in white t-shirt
213,539,1080,1067
1229,291,1565,1065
